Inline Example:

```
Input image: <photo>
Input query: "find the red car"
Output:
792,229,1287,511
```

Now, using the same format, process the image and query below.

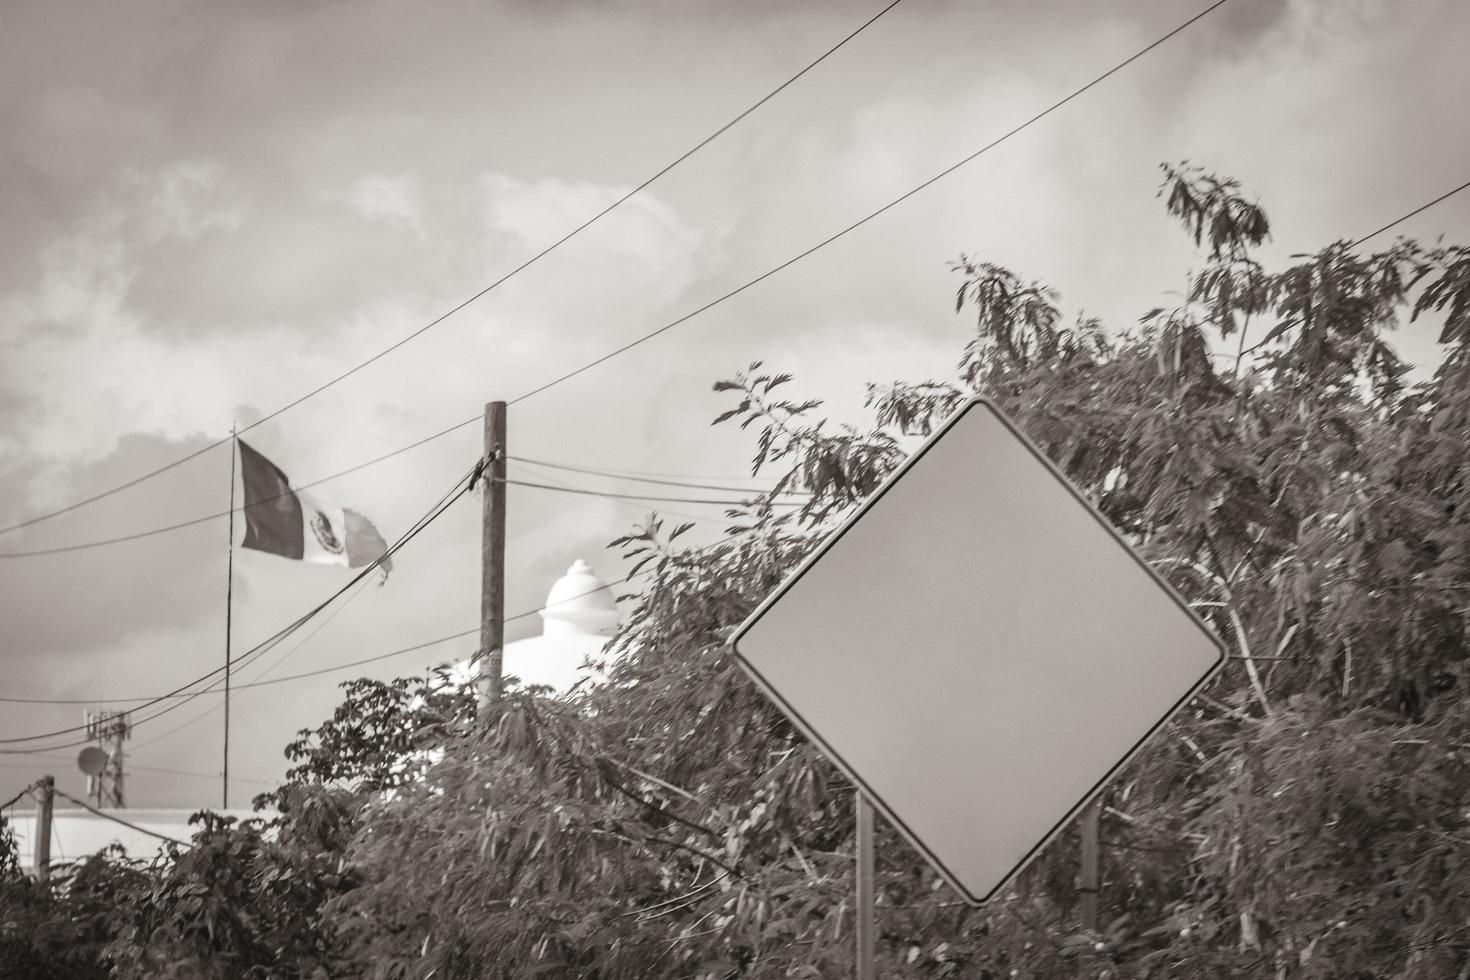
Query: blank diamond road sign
730,396,1225,905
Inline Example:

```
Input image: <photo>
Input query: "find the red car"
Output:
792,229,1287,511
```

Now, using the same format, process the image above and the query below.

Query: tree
0,817,145,980
12,160,1470,978
101,673,478,979
318,161,1470,978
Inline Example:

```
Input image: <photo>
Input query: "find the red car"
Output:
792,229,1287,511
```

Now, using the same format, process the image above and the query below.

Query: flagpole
224,424,237,809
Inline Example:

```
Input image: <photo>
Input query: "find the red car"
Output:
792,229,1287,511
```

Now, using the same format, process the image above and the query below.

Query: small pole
85,710,98,807
224,425,237,809
856,792,876,980
1080,799,1100,931
479,401,508,715
112,712,129,809
35,775,54,882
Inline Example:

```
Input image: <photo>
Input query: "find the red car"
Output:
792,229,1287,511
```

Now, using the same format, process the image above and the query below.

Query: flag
237,439,392,576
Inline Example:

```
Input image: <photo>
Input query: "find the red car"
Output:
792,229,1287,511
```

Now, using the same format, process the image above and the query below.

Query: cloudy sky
1,0,1466,808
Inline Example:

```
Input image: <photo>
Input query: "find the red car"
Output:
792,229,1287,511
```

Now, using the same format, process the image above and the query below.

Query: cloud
483,172,702,275
2,0,1465,806
332,174,424,235
0,433,229,659
141,161,246,242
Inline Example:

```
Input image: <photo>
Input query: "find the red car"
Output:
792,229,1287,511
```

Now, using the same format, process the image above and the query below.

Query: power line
126,762,275,786
1352,177,1470,247
124,575,381,751
0,445,776,560
0,1,1235,559
503,476,801,507
219,630,479,691
76,0,1238,517
128,634,481,754
45,150,1455,564
119,762,271,785
0,440,769,559
0,421,477,559
512,460,745,529
0,734,97,756
123,576,636,753
0,0,906,540
0,508,234,559
0,463,478,746
102,465,479,744
6,566,647,773
52,789,190,846
501,0,1233,407
2,575,629,709
0,785,33,811
511,455,805,495
127,631,477,753
34,160,1454,563
0,755,274,786
0,443,228,540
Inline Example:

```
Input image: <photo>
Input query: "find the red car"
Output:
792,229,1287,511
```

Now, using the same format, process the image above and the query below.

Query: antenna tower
82,709,130,808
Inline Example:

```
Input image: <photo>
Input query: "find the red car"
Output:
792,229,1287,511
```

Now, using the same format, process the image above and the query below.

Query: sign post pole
856,792,876,980
1080,799,1100,930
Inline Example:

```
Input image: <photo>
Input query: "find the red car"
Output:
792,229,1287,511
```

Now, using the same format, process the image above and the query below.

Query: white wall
5,807,273,872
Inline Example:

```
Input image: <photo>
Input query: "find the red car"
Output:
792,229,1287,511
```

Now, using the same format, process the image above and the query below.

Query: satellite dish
77,746,108,776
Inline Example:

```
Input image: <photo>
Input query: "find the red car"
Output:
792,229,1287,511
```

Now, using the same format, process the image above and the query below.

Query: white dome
540,559,619,638
439,559,622,699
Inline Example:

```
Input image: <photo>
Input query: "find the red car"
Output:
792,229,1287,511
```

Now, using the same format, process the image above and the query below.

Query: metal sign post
856,793,876,980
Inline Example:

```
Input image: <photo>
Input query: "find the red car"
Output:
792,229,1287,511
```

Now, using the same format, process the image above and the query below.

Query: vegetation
3,162,1469,978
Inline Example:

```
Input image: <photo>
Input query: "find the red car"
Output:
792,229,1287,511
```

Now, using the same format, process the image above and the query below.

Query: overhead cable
123,575,636,752
122,572,382,750
510,461,745,529
38,125,1452,563
0,0,906,539
4,753,275,786
0,421,475,560
0,441,772,559
0,0,1241,558
499,0,1232,407
52,789,190,847
2,576,629,709
1352,177,1470,247
502,476,801,507
0,463,477,745
0,785,34,811
97,464,479,742
511,455,807,495
65,0,1235,513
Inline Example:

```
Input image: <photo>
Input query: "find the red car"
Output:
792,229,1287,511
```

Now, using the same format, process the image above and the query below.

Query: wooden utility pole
479,401,507,714
35,775,54,882
856,793,876,980
1080,799,1100,930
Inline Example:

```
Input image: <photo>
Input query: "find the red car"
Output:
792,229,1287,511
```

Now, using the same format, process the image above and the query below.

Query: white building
5,806,271,873
445,558,621,697
4,561,619,873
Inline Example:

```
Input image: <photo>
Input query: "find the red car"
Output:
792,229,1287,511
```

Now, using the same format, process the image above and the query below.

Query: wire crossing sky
1,0,1224,560
0,0,908,539
0,463,477,748
3,0,1466,805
